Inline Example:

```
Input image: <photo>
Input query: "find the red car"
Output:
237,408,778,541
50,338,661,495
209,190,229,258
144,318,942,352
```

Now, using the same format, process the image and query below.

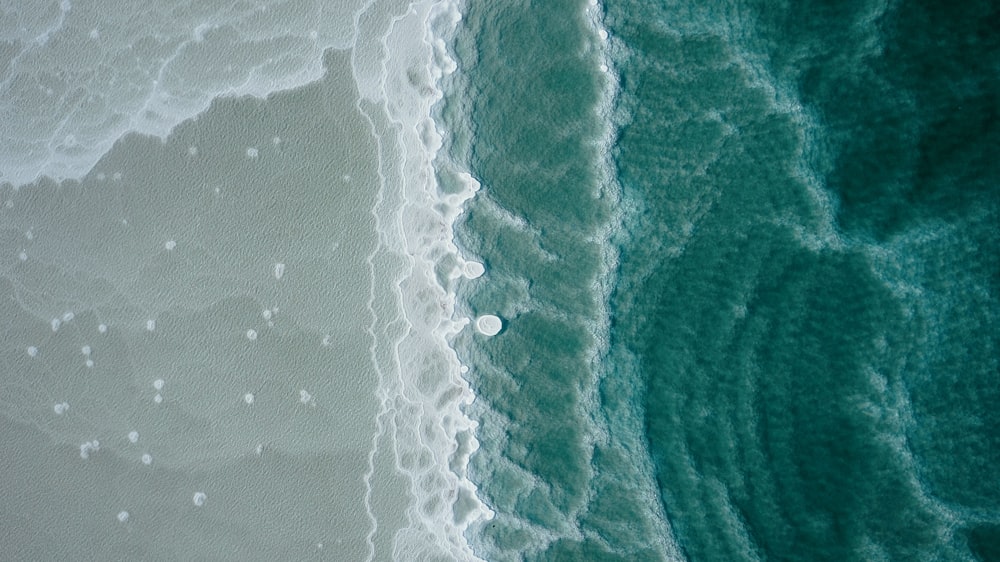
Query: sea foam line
587,1,686,560
354,0,491,559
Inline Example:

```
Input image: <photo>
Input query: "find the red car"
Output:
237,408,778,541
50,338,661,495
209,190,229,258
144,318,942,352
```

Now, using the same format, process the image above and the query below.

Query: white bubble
321,335,331,347
599,29,608,40
128,431,139,443
464,261,485,279
243,393,254,405
164,240,176,251
26,346,38,357
273,263,285,280
80,440,100,459
113,172,122,181
53,402,69,415
85,359,94,368
81,345,91,355
117,511,129,522
299,389,312,404
188,145,198,156
246,329,257,341
153,394,163,404
460,365,469,374
599,63,609,73
192,492,207,506
89,28,99,40
153,379,164,390
475,315,503,336
18,251,27,261
141,453,152,465
146,319,156,331
51,318,61,332
62,311,74,322
272,136,281,145
24,230,33,240
246,147,258,159
98,323,108,333
262,309,272,320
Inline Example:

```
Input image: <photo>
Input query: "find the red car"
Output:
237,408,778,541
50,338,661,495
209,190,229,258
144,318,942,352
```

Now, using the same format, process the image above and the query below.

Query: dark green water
445,0,999,560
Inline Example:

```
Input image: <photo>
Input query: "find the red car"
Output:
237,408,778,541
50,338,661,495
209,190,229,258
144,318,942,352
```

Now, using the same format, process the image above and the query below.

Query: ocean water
1,0,485,559
446,0,1000,561
2,0,997,561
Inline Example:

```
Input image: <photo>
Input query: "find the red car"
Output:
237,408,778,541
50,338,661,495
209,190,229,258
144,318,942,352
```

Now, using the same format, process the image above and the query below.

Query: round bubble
193,492,207,506
153,379,164,390
141,454,152,465
146,319,156,331
464,261,486,279
475,315,503,336
128,431,139,443
244,393,254,405
165,240,176,251
246,329,257,341
26,346,38,357
117,511,129,523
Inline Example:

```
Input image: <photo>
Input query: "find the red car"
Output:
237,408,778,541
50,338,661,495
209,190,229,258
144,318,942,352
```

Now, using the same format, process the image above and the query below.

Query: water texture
448,0,999,560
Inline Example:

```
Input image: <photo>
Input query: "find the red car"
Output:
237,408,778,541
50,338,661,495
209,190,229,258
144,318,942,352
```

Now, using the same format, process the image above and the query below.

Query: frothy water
4,0,998,560
1,0,489,559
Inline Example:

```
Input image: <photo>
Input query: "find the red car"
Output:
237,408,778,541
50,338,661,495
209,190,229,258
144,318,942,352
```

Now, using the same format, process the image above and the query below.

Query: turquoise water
447,0,999,560
2,0,997,559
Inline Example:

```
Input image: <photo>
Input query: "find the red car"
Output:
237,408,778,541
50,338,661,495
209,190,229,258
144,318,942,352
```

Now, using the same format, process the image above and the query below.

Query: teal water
448,0,999,560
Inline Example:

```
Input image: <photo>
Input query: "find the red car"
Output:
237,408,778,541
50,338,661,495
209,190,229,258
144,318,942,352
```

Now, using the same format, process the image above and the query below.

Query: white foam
26,346,38,357
192,492,207,507
246,329,257,341
164,240,176,250
79,440,100,459
117,511,129,523
51,318,61,332
0,0,371,187
153,379,164,390
352,0,494,557
53,402,69,415
146,319,156,331
85,359,94,368
81,345,91,355
463,261,485,279
153,394,163,404
243,393,254,405
98,323,108,333
273,263,285,280
141,453,152,465
298,389,312,404
128,431,139,443
475,315,502,336
246,147,259,159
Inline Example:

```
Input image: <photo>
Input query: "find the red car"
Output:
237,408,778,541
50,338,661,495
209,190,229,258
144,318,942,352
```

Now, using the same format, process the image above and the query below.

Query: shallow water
2,0,998,560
